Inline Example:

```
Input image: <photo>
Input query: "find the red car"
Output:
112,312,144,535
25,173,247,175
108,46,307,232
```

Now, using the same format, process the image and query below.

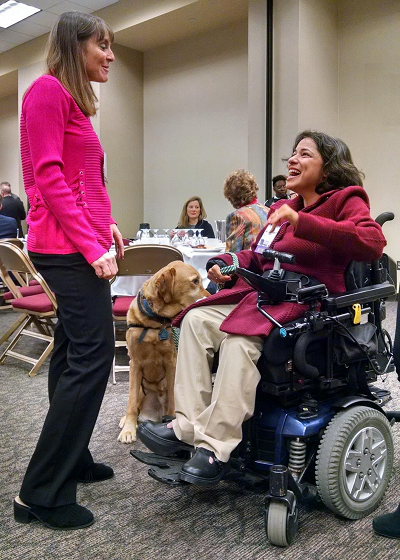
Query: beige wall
100,43,144,237
143,21,248,230
0,94,19,194
337,0,400,263
273,0,338,175
298,0,338,133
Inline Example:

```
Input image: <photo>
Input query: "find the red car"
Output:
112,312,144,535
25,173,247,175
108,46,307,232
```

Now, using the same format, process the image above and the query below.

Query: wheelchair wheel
315,405,393,519
265,498,298,547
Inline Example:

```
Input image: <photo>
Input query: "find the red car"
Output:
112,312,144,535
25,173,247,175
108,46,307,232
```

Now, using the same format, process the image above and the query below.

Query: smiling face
286,137,326,205
186,200,201,224
84,33,114,82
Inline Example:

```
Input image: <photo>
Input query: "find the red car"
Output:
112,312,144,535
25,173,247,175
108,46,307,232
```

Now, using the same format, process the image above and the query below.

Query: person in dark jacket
0,183,26,237
138,130,386,487
265,174,291,207
0,214,18,238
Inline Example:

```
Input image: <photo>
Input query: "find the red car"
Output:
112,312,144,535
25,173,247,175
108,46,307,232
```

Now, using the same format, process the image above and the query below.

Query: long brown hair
46,12,114,116
177,196,207,228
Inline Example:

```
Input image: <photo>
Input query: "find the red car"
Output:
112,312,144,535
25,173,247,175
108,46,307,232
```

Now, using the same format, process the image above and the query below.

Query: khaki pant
172,304,263,462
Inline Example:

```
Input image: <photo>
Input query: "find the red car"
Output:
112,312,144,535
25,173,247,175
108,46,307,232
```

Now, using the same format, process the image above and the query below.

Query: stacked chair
0,241,57,377
111,244,184,383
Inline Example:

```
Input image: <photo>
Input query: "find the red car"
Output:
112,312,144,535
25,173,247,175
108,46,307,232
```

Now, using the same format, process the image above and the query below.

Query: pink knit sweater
20,75,114,264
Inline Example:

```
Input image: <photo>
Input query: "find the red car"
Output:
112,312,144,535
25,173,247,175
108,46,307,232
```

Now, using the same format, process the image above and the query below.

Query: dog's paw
119,415,126,429
117,417,137,443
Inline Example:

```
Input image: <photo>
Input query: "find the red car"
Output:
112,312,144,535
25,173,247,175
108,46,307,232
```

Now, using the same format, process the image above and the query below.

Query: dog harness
127,289,171,343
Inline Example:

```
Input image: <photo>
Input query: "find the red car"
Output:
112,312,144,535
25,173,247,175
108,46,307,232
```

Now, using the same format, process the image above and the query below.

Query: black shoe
137,420,193,456
14,498,94,530
179,447,229,486
373,505,400,538
77,463,114,483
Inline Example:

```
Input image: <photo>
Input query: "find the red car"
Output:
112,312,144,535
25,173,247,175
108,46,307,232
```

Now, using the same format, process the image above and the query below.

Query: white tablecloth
111,242,225,296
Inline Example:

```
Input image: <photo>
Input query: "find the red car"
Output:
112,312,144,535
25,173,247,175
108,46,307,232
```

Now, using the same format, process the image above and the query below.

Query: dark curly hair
223,169,259,209
288,131,364,194
272,174,287,187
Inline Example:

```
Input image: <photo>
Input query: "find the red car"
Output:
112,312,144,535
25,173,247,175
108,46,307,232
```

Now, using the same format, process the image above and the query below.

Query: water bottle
215,220,226,242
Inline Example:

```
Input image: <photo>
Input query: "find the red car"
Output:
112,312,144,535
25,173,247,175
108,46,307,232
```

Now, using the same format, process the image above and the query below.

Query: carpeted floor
1,304,400,560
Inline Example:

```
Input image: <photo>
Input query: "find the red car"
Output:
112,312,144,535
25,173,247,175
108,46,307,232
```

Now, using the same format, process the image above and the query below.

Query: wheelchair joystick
263,249,296,281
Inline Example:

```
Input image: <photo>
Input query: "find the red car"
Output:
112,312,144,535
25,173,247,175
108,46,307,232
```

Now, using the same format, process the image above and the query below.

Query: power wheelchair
131,212,397,547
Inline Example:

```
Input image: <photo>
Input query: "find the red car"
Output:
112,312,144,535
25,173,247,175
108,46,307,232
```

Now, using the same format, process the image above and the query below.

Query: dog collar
136,290,169,323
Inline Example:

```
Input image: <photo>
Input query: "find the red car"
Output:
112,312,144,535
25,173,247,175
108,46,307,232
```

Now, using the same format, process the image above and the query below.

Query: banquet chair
0,242,57,377
0,238,26,304
111,244,184,384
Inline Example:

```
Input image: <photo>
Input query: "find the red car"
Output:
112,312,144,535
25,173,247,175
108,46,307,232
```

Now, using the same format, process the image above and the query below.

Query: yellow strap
352,303,361,324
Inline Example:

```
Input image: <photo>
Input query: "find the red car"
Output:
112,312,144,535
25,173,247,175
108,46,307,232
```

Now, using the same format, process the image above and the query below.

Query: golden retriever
118,260,209,443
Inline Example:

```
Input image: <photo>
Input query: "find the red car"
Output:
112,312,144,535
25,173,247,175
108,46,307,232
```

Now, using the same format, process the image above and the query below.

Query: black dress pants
19,253,114,507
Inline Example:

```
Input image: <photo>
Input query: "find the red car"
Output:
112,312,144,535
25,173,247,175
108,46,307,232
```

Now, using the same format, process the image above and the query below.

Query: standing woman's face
84,33,114,83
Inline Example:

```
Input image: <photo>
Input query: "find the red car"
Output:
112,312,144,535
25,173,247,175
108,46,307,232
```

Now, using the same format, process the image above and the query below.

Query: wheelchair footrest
130,449,189,486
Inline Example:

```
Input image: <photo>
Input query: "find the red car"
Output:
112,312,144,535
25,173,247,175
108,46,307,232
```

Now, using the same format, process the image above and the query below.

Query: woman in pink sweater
14,12,124,530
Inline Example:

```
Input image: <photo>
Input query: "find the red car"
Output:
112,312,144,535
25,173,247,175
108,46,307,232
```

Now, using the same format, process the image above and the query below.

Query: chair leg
0,313,28,346
0,315,32,363
28,339,54,377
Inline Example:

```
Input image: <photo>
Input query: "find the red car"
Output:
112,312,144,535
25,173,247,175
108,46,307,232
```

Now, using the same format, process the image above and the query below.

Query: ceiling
113,0,248,53
0,0,248,55
0,0,248,97
0,0,119,53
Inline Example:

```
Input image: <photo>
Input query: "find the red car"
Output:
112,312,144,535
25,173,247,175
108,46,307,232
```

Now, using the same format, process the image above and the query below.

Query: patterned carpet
1,304,400,560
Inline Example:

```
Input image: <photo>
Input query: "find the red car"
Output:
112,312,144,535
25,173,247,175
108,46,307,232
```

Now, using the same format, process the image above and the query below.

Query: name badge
255,224,280,254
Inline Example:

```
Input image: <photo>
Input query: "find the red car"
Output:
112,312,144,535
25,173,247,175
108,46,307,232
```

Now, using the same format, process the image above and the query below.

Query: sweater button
79,171,83,175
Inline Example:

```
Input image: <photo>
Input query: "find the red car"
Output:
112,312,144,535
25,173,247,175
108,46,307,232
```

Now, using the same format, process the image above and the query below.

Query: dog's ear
155,267,176,303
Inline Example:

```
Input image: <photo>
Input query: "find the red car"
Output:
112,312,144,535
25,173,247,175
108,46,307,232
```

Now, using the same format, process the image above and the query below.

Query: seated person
138,130,386,486
175,196,215,238
0,214,18,239
265,174,292,207
224,170,269,252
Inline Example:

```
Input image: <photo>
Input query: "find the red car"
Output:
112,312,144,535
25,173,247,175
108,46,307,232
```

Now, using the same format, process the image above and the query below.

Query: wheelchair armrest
322,282,395,312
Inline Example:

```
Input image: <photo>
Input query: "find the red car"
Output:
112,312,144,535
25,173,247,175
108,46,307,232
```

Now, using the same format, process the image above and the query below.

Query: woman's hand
267,203,299,231
207,264,232,284
91,252,118,280
111,223,124,259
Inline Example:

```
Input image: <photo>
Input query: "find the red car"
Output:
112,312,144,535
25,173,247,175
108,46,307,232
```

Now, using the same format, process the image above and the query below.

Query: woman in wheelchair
138,130,386,486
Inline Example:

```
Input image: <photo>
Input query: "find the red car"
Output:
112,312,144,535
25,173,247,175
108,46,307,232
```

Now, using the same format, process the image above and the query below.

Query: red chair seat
11,292,55,313
113,296,135,317
29,279,40,286
3,284,44,300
